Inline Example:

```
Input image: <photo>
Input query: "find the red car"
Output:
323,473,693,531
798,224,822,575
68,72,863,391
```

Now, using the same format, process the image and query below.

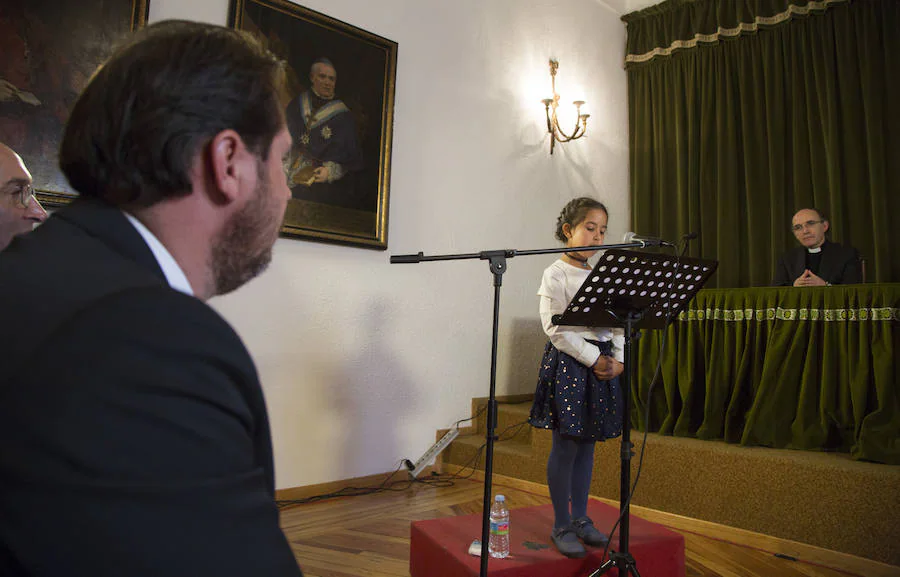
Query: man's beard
210,162,281,296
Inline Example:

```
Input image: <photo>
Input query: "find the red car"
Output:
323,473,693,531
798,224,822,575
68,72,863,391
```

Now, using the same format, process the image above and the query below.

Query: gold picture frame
0,0,149,207
229,0,398,249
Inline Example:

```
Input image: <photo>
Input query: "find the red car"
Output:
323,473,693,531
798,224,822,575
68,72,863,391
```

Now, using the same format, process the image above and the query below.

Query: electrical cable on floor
430,417,531,483
403,404,489,473
275,406,525,510
454,402,488,429
276,459,409,509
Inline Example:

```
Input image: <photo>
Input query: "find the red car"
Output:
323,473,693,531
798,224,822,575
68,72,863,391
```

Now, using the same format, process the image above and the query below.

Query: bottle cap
495,494,505,502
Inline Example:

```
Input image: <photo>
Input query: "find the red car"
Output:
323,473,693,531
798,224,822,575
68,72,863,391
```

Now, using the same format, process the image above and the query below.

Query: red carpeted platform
410,500,685,577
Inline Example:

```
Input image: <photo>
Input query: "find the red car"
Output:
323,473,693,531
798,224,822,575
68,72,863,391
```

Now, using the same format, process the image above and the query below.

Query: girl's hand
593,355,624,380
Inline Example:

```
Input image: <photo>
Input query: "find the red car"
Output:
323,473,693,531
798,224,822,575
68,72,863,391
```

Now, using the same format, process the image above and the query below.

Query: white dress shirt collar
122,211,194,296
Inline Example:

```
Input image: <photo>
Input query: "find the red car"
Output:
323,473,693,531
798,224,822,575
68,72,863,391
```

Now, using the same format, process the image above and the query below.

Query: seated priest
773,208,861,287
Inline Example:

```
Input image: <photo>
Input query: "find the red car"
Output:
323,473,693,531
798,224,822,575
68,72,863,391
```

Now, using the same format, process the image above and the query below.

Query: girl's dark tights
547,429,596,529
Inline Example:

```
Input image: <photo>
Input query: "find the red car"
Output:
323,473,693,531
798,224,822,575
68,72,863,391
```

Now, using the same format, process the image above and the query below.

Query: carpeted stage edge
442,400,900,568
410,500,684,577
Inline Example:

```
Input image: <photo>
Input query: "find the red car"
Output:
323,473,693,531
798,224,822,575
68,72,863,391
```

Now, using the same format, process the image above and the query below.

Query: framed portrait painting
229,0,397,250
0,0,149,206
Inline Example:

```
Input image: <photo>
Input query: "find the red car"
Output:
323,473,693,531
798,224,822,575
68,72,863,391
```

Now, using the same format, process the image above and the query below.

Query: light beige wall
148,0,629,489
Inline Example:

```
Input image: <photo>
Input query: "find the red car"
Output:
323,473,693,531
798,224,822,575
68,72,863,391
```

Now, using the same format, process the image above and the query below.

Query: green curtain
623,0,900,288
633,284,900,464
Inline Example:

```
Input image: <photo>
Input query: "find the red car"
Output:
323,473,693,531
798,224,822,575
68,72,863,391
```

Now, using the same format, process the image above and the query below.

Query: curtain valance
622,0,850,67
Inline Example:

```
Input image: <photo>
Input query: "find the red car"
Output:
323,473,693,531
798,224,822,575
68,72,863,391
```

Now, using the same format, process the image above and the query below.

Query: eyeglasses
13,184,36,209
791,219,824,232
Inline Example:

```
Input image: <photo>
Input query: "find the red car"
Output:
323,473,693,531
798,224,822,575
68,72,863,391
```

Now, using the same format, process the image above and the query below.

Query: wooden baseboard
276,466,435,503
472,393,534,406
441,464,900,577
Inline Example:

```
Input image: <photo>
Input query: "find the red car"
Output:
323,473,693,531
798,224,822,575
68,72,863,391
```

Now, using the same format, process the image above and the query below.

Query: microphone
682,231,698,241
390,252,424,263
623,231,675,247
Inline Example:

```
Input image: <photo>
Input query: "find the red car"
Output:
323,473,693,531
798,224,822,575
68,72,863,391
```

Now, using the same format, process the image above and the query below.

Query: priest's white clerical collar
807,246,822,254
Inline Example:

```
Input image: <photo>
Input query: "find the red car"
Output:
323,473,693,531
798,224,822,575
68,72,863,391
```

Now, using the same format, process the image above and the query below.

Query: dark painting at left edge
0,0,149,207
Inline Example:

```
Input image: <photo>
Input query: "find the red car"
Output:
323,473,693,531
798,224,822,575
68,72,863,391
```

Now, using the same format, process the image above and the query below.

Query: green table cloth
633,284,900,464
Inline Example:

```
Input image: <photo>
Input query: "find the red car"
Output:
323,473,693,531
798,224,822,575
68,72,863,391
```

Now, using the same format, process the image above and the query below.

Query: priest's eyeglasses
792,219,824,232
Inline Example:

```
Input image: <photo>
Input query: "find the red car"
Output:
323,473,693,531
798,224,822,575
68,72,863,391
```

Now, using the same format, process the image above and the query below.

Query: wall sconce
542,59,589,155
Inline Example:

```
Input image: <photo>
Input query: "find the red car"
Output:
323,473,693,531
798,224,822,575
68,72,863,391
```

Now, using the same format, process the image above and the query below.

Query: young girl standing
528,197,625,558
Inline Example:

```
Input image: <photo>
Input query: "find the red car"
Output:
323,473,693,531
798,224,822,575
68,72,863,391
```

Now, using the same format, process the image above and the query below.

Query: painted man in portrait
285,58,364,210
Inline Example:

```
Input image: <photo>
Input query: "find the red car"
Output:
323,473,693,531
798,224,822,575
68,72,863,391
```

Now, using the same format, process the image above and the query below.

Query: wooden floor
279,473,864,577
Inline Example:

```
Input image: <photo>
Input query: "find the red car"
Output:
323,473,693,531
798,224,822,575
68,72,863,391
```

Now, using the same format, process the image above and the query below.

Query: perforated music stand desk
553,248,717,577
553,249,718,329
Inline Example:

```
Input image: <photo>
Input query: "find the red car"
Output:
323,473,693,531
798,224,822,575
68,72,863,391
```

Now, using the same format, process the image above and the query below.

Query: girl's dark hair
59,20,285,207
555,197,608,242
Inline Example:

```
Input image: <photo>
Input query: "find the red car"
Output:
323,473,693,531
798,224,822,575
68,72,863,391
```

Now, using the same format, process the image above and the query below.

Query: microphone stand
391,241,644,577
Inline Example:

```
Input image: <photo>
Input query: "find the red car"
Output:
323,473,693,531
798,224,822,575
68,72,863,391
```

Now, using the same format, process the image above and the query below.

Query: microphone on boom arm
623,231,676,248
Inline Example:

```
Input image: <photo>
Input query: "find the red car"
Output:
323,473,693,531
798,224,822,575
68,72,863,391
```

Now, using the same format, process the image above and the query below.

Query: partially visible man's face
310,63,336,99
791,208,829,249
211,127,293,296
0,144,49,251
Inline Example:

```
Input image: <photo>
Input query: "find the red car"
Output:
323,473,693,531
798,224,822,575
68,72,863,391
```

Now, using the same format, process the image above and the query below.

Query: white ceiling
593,0,663,16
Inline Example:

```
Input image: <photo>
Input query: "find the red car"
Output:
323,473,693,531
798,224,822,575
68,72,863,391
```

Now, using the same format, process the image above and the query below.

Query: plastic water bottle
489,494,510,558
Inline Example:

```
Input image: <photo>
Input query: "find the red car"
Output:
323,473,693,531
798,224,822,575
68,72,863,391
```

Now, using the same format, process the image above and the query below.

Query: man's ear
208,129,254,205
823,220,830,234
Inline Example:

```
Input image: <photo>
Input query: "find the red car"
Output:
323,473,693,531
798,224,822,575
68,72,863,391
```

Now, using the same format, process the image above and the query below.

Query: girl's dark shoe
551,526,587,558
573,516,609,547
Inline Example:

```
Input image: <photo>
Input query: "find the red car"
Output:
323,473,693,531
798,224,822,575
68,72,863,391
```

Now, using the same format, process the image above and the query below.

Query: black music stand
551,249,717,577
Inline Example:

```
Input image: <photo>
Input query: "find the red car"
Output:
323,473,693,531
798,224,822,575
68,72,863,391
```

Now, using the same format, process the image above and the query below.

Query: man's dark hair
59,20,285,207
310,57,335,75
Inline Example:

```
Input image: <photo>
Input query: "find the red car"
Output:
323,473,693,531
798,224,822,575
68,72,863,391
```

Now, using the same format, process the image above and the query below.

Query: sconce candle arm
542,59,589,154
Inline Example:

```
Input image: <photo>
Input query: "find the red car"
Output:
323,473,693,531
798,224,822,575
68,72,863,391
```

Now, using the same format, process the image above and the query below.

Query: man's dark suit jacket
773,240,862,286
0,199,302,577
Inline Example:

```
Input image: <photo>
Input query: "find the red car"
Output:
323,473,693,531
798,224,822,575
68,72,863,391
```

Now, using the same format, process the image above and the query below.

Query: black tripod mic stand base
587,313,641,577
593,550,642,577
